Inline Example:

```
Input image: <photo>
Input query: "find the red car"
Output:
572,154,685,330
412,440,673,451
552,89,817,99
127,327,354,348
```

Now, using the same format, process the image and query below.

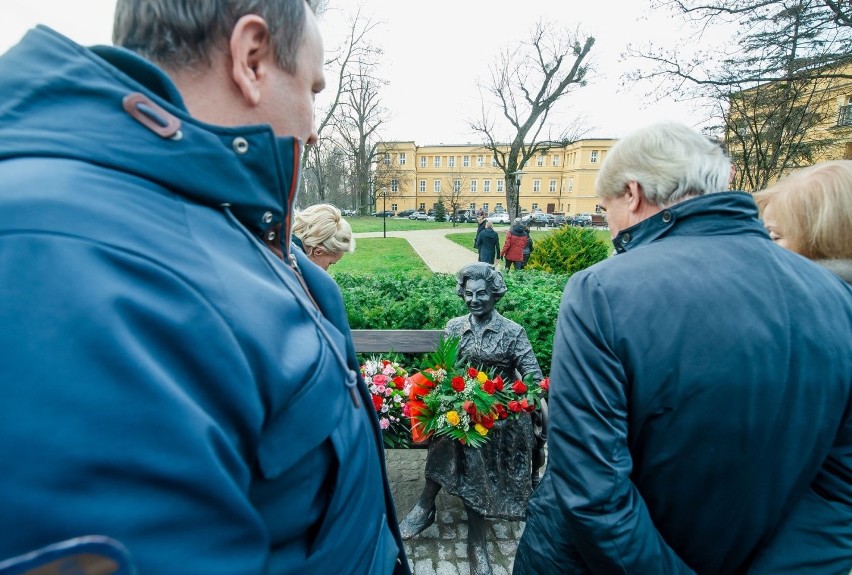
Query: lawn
330,237,432,277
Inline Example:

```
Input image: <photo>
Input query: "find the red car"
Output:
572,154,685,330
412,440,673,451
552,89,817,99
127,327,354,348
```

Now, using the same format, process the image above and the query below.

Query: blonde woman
292,204,356,270
754,160,852,283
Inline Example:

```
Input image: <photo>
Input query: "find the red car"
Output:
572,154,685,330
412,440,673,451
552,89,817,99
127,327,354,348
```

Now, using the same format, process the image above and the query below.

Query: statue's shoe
467,540,493,575
398,504,436,539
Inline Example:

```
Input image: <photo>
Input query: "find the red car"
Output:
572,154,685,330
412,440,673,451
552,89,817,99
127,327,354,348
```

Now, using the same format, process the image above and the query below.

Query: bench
590,214,608,227
352,329,443,354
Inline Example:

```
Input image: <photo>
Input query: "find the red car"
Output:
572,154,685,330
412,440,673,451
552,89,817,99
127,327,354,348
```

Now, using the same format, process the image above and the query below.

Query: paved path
353,227,482,274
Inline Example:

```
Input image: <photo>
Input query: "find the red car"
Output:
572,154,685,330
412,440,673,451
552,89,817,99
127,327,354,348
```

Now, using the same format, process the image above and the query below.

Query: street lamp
511,170,525,219
382,187,387,238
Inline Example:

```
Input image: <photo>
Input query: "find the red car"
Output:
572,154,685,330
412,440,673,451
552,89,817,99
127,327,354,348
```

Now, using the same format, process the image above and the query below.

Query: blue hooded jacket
0,26,410,575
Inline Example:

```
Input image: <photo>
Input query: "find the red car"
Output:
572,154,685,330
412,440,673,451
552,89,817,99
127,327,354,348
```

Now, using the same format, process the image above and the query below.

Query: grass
347,216,479,233
330,237,432,277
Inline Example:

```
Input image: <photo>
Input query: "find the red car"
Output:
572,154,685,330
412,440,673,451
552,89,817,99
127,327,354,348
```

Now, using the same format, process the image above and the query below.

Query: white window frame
552,154,559,166
477,155,484,167
590,150,598,163
533,179,541,193
483,180,491,193
448,156,456,167
420,156,427,168
391,203,398,211
453,179,461,193
497,180,504,192
470,180,478,192
433,180,441,193
463,155,470,167
536,155,544,167
391,179,399,193
419,180,426,193
549,179,557,193
383,152,390,165
434,156,441,167
568,177,574,191
398,153,406,165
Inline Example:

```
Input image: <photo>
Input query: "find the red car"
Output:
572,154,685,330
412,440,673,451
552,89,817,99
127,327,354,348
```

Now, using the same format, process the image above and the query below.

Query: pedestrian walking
474,220,500,264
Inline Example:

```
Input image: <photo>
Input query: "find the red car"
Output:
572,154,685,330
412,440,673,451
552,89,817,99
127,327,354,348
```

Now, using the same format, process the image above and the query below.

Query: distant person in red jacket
500,218,530,270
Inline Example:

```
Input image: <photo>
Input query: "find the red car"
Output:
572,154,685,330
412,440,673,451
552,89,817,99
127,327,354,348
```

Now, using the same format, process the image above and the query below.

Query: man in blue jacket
514,122,852,574
0,1,410,573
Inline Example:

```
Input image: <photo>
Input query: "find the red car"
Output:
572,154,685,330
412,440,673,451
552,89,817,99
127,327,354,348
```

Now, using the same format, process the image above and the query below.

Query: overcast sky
1,1,719,144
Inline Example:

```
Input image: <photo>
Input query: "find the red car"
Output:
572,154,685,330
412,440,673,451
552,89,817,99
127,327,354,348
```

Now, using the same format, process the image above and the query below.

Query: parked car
548,213,567,227
487,212,510,224
397,208,416,218
409,211,431,220
571,213,593,227
341,209,357,217
372,210,395,217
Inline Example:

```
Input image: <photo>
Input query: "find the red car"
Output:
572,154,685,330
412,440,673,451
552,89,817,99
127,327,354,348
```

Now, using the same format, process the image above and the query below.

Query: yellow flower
475,423,488,436
477,371,487,383
446,411,461,426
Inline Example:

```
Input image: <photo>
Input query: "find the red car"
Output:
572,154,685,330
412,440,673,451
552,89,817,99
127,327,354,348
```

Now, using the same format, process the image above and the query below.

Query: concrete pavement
353,227,483,274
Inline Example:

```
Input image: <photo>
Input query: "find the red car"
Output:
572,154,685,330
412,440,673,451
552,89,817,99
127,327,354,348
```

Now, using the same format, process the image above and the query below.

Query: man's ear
229,15,273,107
624,181,645,213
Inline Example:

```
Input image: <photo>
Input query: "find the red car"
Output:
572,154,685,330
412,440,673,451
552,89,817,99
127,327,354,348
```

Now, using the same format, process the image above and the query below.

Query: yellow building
375,139,616,216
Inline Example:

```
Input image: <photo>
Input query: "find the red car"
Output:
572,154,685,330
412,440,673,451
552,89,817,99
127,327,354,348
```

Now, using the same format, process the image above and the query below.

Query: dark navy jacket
515,193,852,574
0,27,410,574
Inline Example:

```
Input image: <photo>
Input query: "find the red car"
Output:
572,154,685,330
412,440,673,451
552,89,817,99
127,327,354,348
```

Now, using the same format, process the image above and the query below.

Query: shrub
337,270,569,374
526,226,611,275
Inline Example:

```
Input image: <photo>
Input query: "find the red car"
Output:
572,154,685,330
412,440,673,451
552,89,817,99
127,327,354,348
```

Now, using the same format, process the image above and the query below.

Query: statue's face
463,278,496,320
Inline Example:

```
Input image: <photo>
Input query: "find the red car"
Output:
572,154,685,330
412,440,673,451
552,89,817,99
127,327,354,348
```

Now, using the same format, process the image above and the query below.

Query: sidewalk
353,227,481,274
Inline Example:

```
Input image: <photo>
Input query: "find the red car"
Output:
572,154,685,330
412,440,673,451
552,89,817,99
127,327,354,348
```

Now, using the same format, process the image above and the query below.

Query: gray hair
456,263,507,300
113,0,316,72
595,122,731,206
292,204,355,256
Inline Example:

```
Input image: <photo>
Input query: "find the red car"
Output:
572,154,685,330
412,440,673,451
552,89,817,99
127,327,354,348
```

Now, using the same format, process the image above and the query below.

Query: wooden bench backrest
352,329,444,354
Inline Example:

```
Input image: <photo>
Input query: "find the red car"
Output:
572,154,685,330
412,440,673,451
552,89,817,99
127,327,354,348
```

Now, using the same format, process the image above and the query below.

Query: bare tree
302,8,381,207
627,0,852,190
470,20,595,219
440,170,477,228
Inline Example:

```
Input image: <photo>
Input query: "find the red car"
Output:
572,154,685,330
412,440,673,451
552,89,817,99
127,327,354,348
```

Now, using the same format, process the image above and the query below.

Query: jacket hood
0,26,300,252
613,192,769,254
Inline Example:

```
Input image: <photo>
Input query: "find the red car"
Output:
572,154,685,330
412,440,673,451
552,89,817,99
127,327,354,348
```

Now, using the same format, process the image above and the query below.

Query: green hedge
336,270,570,374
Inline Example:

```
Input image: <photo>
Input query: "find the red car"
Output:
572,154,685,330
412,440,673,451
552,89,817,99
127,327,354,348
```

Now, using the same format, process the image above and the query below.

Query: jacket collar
612,192,769,254
0,26,300,257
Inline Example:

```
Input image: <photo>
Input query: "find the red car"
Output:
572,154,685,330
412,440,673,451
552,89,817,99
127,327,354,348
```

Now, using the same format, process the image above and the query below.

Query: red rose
371,394,383,412
482,379,495,395
493,375,504,391
467,367,479,378
508,400,522,413
495,404,508,419
451,376,466,392
392,376,406,389
540,377,550,392
402,403,411,417
512,380,527,394
463,400,476,415
481,415,495,429
521,398,535,413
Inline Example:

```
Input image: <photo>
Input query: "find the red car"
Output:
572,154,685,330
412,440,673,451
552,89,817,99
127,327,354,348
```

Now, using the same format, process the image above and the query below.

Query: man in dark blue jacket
514,122,852,574
0,1,410,573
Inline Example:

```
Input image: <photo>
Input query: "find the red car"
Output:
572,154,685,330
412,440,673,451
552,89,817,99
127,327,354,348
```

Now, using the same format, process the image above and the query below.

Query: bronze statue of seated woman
399,262,545,575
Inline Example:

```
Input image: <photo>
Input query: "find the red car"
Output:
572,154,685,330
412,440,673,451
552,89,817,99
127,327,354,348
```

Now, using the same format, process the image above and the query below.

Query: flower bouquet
361,357,412,448
495,375,549,419
409,336,503,448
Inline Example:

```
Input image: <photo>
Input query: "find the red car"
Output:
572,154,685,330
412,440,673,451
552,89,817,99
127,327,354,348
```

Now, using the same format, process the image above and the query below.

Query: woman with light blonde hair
754,160,852,283
291,203,355,270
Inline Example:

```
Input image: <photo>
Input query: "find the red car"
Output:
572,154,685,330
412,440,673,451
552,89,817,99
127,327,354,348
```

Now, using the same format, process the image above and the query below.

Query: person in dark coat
474,219,500,264
0,3,410,574
514,122,852,575
500,219,529,270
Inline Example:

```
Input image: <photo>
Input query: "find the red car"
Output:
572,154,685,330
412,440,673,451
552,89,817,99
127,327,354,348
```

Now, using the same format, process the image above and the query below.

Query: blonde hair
753,160,852,260
292,204,355,256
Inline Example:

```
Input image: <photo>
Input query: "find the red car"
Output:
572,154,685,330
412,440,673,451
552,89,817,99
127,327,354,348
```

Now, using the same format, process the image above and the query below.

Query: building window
419,180,426,192
839,99,852,126
536,154,544,167
590,150,598,163
433,180,441,193
469,203,476,211
483,180,491,193
420,156,426,168
391,203,398,211
533,179,541,193
482,203,489,212
495,203,503,211
463,155,470,167
568,177,574,191
491,157,498,167
477,155,484,167
497,180,504,192
552,155,559,166
383,152,390,165
453,179,461,193
448,156,456,167
434,156,441,167
549,179,557,193
595,204,603,213
419,202,425,210
398,153,406,165
470,180,478,192
391,179,399,192
532,203,539,210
